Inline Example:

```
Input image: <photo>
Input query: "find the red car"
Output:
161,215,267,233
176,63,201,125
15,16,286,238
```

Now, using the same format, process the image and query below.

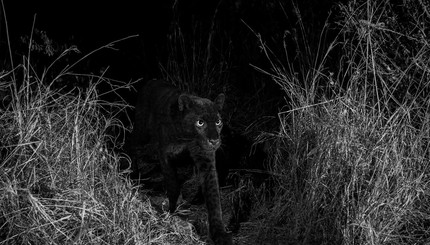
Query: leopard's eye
215,119,222,126
196,120,205,127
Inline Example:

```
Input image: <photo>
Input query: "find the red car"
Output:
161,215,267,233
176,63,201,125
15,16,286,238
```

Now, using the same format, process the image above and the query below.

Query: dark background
1,0,344,128
2,0,340,76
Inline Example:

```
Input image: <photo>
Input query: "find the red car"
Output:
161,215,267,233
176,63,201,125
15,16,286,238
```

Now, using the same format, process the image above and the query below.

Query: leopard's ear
214,93,225,110
178,94,192,111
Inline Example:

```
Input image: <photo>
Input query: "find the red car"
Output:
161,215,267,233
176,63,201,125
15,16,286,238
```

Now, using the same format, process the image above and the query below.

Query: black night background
1,0,430,244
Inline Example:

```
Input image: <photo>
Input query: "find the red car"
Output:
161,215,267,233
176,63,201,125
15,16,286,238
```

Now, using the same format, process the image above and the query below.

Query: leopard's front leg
192,152,232,245
159,152,181,213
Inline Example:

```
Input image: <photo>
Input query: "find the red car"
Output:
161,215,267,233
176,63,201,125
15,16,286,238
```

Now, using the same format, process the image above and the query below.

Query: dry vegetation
0,35,204,244
244,0,430,244
1,0,430,244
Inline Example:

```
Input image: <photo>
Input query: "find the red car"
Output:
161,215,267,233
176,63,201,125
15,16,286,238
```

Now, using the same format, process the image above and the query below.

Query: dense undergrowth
0,35,203,244
1,0,430,244
249,0,430,244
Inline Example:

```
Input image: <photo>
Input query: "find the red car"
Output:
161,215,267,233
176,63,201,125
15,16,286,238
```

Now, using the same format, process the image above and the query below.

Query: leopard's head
178,93,225,151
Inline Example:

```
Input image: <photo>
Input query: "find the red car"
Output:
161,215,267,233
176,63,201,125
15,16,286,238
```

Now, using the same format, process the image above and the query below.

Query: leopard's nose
208,139,220,146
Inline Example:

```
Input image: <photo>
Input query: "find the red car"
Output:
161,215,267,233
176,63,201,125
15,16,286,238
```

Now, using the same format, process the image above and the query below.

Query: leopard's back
132,80,182,146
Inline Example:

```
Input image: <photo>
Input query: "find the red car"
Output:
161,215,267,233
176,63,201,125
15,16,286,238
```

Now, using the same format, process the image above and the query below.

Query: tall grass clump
0,25,204,244
160,2,231,103
253,0,430,244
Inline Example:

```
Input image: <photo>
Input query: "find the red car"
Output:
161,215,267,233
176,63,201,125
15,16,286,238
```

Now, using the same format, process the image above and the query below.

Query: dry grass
160,2,231,100
0,27,205,244
247,0,430,244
